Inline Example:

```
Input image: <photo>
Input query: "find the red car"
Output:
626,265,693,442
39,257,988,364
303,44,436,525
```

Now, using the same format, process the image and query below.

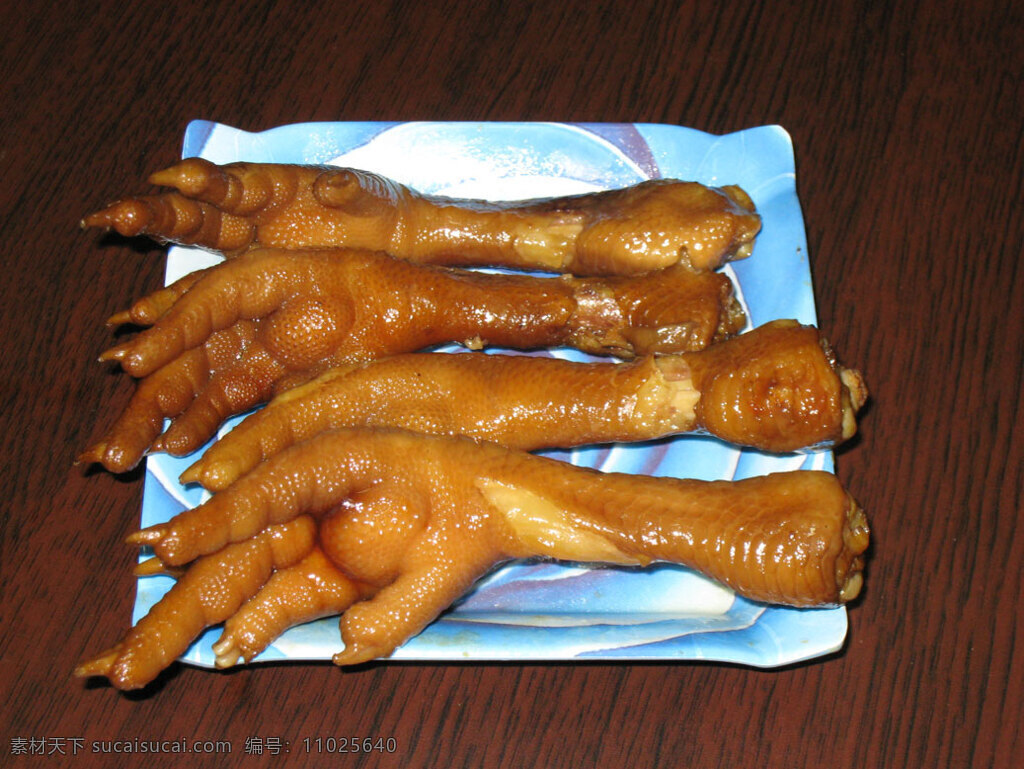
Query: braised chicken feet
184,320,867,491
80,248,744,472
83,159,761,275
75,427,868,688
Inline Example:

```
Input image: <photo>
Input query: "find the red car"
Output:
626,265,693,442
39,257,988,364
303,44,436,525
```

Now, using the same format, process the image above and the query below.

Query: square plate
135,120,846,668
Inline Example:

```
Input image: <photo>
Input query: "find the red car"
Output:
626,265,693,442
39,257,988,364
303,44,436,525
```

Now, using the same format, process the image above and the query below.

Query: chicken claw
185,319,867,491
211,547,371,669
83,158,761,275
74,516,316,690
80,248,745,472
113,427,868,671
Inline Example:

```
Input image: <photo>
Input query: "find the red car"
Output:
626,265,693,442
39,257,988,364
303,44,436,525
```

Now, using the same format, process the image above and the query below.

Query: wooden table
2,1,1020,766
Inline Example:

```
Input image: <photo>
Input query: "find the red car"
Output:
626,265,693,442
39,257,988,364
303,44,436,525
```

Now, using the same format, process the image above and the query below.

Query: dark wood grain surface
2,0,1020,766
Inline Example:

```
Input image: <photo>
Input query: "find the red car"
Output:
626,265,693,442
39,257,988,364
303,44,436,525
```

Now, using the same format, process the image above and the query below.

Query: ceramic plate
134,120,846,668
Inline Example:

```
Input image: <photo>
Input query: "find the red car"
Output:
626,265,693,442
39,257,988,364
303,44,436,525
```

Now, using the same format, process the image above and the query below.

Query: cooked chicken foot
79,247,743,473
122,427,868,668
185,320,867,492
211,546,370,669
74,516,316,690
83,158,761,275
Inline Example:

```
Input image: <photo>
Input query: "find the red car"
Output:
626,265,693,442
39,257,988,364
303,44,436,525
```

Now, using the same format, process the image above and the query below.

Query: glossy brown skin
84,159,761,275
211,547,373,670
74,516,316,691
80,247,743,473
184,319,867,492
82,427,867,688
685,319,868,451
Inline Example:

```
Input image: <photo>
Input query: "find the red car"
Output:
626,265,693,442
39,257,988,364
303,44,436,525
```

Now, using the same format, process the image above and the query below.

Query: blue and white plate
134,120,846,668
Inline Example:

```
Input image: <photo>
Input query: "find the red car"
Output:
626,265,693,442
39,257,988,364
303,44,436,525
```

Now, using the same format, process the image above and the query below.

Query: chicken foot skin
111,427,868,673
74,516,316,690
185,319,867,492
211,546,371,670
83,158,761,275
80,247,744,472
